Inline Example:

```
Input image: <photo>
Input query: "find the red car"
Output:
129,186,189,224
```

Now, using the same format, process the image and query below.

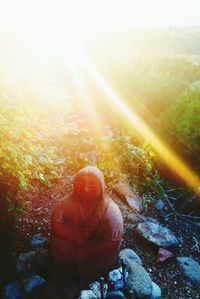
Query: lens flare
82,58,200,192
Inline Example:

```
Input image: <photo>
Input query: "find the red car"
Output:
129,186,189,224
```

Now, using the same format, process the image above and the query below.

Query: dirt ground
0,176,200,299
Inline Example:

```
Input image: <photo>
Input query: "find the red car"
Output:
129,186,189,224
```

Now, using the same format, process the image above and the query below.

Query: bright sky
0,0,199,61
0,0,199,38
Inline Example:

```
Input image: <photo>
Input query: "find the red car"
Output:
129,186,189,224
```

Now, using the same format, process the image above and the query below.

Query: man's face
74,174,101,200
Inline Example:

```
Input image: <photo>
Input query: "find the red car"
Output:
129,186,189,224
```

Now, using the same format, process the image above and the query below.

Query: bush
160,87,200,168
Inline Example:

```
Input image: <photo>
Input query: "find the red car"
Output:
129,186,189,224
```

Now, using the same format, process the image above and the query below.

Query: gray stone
16,251,36,280
119,248,142,266
3,281,25,299
125,260,153,298
155,200,164,211
177,257,200,286
31,234,47,249
78,290,97,299
89,281,108,298
150,282,162,299
23,274,45,295
108,268,125,290
135,218,179,248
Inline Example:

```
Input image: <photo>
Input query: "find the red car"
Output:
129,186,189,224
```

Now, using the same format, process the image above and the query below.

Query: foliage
0,99,67,230
160,87,200,168
96,130,161,193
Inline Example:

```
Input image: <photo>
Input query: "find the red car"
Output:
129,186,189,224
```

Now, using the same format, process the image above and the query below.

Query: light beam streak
83,59,200,192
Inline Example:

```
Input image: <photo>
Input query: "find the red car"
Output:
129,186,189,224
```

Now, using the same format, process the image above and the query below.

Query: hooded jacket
50,166,123,280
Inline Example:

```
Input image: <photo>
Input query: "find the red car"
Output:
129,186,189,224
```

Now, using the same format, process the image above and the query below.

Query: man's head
73,166,105,201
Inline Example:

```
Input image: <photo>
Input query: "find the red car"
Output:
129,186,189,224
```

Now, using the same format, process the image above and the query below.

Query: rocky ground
0,175,200,298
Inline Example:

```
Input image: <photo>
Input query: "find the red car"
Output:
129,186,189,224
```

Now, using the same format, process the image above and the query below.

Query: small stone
157,248,174,263
177,257,200,286
155,200,165,211
31,234,47,249
78,290,97,299
3,281,24,299
119,248,142,266
23,274,45,295
89,281,108,298
16,251,36,279
150,282,161,299
108,268,124,290
109,268,122,281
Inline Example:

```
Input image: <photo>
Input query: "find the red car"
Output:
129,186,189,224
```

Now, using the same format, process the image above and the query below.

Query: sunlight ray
82,59,200,192
67,60,103,136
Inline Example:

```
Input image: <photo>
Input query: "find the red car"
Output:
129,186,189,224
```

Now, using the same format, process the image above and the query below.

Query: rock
177,257,200,286
157,248,174,263
113,182,143,212
150,282,161,298
125,260,153,298
31,234,47,249
23,274,46,295
108,268,124,290
3,281,25,299
78,290,97,299
106,290,126,299
135,218,179,248
89,281,108,298
16,251,37,280
155,200,164,211
119,248,142,266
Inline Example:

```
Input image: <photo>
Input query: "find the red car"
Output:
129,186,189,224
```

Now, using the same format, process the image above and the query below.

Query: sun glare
1,0,200,191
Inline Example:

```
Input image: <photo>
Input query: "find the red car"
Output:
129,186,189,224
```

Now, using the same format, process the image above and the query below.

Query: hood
73,165,105,198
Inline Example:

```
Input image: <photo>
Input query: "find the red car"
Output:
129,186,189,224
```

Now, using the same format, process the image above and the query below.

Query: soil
0,175,200,299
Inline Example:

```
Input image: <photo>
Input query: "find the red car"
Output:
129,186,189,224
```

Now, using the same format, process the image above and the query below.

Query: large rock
3,281,25,299
125,260,153,298
113,182,143,212
177,257,200,286
119,249,142,266
16,251,37,280
135,218,179,248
